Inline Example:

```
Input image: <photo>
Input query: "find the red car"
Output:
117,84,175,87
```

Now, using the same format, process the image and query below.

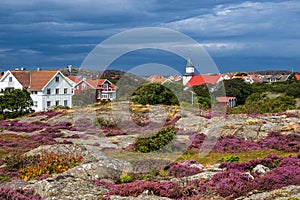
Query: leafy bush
133,127,176,153
4,154,37,172
219,155,240,163
119,173,133,183
131,83,179,105
233,94,296,114
20,153,83,181
54,105,70,110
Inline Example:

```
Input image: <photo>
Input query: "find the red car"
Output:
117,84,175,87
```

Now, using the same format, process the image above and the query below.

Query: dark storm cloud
0,0,299,72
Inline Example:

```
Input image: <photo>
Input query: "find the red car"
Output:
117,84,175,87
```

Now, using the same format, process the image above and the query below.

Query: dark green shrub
131,83,179,105
4,154,37,172
54,105,70,110
133,127,176,153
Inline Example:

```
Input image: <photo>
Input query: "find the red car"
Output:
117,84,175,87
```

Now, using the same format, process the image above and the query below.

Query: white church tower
182,56,195,85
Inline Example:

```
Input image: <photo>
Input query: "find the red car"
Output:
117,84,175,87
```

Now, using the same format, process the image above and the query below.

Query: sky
0,0,299,75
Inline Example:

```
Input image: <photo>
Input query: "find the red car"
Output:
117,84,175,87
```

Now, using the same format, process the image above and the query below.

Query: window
55,100,59,106
103,83,108,89
55,88,59,94
31,91,37,94
64,100,68,106
33,101,38,107
55,77,59,82
47,101,51,107
9,77,12,82
64,88,68,94
47,88,51,95
82,83,86,89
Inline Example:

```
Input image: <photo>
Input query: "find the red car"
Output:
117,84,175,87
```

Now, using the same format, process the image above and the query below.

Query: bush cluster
219,155,240,163
133,127,176,153
19,153,83,181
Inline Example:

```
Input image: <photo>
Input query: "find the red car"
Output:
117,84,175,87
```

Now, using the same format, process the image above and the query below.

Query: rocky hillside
0,105,299,199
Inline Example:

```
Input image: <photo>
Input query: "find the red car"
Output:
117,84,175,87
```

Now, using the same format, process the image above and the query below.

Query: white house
0,70,73,111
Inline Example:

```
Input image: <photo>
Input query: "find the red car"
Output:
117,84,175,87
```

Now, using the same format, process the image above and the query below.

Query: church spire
185,54,195,74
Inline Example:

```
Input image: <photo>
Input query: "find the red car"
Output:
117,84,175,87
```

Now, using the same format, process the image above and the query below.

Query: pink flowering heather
107,180,182,199
0,186,43,200
167,160,202,178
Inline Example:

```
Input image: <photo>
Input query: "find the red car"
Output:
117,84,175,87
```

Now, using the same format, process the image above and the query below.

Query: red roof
84,79,117,90
67,76,82,83
85,79,99,89
296,74,300,80
186,74,222,86
216,96,236,103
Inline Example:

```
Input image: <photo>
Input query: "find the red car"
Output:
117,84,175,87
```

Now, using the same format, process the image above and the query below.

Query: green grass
177,149,297,166
105,148,296,169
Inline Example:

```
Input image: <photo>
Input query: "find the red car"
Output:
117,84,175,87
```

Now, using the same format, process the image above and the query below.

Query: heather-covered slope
0,106,299,199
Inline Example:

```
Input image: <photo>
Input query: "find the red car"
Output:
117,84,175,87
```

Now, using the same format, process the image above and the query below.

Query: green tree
192,85,210,99
233,94,296,114
163,81,191,103
223,79,253,105
197,96,211,109
5,88,33,114
131,83,179,105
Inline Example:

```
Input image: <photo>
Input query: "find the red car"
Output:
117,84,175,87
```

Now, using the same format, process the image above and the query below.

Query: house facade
0,70,73,111
74,78,117,102
216,96,237,108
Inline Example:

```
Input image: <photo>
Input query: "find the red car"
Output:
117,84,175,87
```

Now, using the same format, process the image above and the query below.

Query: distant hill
60,68,144,81
252,70,296,75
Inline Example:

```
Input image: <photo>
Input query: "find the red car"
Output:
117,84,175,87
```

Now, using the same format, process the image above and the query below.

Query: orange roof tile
10,70,59,90
85,79,99,89
151,77,169,83
29,71,58,90
10,70,31,87
67,76,82,83
296,74,300,80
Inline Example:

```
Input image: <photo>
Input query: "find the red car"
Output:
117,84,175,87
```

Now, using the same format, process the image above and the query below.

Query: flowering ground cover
19,153,83,181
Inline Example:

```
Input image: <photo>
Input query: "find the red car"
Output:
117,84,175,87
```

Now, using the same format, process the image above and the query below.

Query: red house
216,96,237,108
74,78,117,102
